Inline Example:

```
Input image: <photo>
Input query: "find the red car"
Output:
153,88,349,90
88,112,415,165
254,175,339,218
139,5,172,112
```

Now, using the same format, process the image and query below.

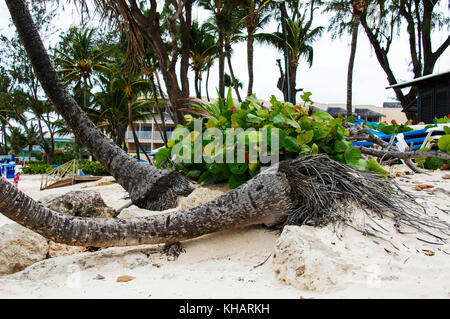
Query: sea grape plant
155,90,390,188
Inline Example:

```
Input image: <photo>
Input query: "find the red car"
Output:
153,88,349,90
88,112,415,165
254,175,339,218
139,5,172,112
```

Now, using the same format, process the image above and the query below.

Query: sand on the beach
0,165,449,299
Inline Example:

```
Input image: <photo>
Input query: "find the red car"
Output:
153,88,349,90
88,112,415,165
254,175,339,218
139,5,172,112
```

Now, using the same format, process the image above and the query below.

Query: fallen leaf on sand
415,185,435,191
442,174,450,180
152,263,160,268
423,250,435,256
116,275,136,282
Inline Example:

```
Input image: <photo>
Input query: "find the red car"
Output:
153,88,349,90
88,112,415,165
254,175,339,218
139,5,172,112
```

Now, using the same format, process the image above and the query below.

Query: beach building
386,70,450,123
125,113,176,156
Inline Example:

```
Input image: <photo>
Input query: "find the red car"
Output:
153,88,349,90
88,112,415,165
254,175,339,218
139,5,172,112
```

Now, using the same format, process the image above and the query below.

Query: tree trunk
149,72,169,147
226,51,242,102
206,65,211,102
346,14,360,117
288,63,297,105
247,30,255,98
194,70,201,99
5,0,193,210
0,163,293,247
2,123,8,154
216,3,225,99
179,0,193,98
128,98,140,161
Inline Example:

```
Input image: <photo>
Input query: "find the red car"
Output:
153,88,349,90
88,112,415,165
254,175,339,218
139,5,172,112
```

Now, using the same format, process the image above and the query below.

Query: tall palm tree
23,123,40,161
223,6,246,102
236,0,272,97
346,0,366,117
189,20,217,99
5,0,194,211
0,71,13,154
204,53,218,102
325,0,366,116
54,26,110,110
7,126,27,156
257,12,323,104
199,0,226,98
111,69,152,162
204,5,246,102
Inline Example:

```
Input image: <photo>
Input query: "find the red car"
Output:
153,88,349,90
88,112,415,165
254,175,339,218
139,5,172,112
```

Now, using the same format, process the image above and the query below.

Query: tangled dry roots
278,155,450,241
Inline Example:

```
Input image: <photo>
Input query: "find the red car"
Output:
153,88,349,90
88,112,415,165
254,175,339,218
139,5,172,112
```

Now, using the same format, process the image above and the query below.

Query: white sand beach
0,166,449,299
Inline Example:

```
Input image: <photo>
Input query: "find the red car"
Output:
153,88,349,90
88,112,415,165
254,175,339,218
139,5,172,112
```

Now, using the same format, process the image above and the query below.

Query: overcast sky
1,1,449,108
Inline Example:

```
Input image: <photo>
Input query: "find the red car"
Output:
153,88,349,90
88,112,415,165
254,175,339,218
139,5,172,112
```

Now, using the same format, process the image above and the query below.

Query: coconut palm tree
203,5,246,102
0,71,14,154
7,0,194,210
54,26,110,110
189,20,217,100
199,0,227,98
235,0,272,97
324,0,366,116
257,12,323,104
111,69,152,162
2,0,448,249
7,126,27,156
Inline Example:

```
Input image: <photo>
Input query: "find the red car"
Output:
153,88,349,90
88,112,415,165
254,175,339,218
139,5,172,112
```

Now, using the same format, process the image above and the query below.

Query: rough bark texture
0,164,293,247
5,0,193,210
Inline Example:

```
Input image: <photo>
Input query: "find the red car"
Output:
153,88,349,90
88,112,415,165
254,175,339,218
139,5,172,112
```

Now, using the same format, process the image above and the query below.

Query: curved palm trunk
128,98,140,161
347,14,360,117
0,164,293,247
206,65,211,102
149,73,168,147
247,30,255,97
226,51,242,103
5,0,193,210
216,5,225,98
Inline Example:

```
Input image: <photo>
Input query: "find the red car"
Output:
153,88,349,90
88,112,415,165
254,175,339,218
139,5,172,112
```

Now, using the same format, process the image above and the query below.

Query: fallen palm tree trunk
357,147,450,161
5,0,193,211
1,155,448,247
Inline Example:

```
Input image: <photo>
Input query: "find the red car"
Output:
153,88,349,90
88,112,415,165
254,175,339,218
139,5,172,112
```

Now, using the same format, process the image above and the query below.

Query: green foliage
155,92,387,189
52,150,76,165
364,121,413,135
78,161,109,176
22,163,52,174
415,118,450,170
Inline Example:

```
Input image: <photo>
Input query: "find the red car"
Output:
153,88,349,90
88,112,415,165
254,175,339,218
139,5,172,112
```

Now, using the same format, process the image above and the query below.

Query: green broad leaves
367,158,389,176
155,148,171,165
297,130,314,146
155,92,400,189
437,135,450,153
343,147,361,165
247,113,265,124
271,114,286,125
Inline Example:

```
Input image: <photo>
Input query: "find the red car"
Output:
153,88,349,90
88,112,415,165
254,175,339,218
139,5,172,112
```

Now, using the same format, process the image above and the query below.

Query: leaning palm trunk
128,99,141,161
226,52,242,102
1,155,448,247
5,0,193,210
0,164,293,247
346,14,360,117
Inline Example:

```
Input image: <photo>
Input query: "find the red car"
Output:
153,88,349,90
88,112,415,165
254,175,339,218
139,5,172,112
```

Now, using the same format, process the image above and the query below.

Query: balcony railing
126,131,173,141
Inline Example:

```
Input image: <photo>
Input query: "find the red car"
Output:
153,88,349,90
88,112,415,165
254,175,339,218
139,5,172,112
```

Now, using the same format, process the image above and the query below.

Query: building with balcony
125,114,176,156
